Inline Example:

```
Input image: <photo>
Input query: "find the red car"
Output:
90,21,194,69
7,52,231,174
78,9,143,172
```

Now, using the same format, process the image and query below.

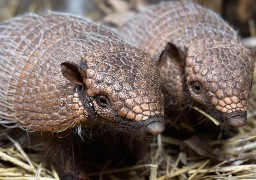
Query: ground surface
0,0,256,179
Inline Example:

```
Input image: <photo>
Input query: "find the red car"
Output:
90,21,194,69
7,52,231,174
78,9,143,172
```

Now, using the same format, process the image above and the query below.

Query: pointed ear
61,62,85,86
157,42,187,68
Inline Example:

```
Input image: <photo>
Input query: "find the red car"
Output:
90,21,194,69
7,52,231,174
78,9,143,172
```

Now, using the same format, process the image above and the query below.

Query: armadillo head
185,38,255,127
158,38,255,127
61,45,164,137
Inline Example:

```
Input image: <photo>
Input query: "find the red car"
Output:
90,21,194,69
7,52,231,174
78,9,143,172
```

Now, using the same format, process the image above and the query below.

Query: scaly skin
0,12,165,179
119,1,256,127
0,12,164,135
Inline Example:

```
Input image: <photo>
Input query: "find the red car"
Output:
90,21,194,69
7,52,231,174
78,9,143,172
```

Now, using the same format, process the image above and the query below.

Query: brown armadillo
118,1,256,127
0,12,165,178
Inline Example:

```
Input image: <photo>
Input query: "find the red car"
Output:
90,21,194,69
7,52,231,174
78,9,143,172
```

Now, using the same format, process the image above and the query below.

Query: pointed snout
228,115,247,127
145,116,165,136
227,111,247,127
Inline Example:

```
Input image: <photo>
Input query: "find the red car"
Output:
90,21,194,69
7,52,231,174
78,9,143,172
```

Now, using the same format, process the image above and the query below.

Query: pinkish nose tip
228,116,247,127
146,121,165,136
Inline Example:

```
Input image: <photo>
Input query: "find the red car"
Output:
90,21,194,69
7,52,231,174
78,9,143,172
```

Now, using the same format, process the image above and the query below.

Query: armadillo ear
157,42,186,68
61,62,84,86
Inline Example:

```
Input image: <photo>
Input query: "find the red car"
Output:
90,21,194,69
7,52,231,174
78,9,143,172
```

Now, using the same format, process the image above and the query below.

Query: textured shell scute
118,1,239,107
119,1,237,58
0,12,164,132
85,46,164,121
0,12,119,131
186,37,254,113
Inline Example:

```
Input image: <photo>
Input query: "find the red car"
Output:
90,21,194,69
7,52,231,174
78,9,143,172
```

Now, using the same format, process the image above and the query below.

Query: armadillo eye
192,81,203,93
96,95,109,108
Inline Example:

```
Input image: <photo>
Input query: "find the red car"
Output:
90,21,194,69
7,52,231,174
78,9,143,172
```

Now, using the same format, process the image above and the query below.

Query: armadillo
0,12,165,178
118,1,256,127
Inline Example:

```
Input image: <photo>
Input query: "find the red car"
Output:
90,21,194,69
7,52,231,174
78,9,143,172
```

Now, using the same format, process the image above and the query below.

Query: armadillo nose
228,115,247,127
146,121,165,136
